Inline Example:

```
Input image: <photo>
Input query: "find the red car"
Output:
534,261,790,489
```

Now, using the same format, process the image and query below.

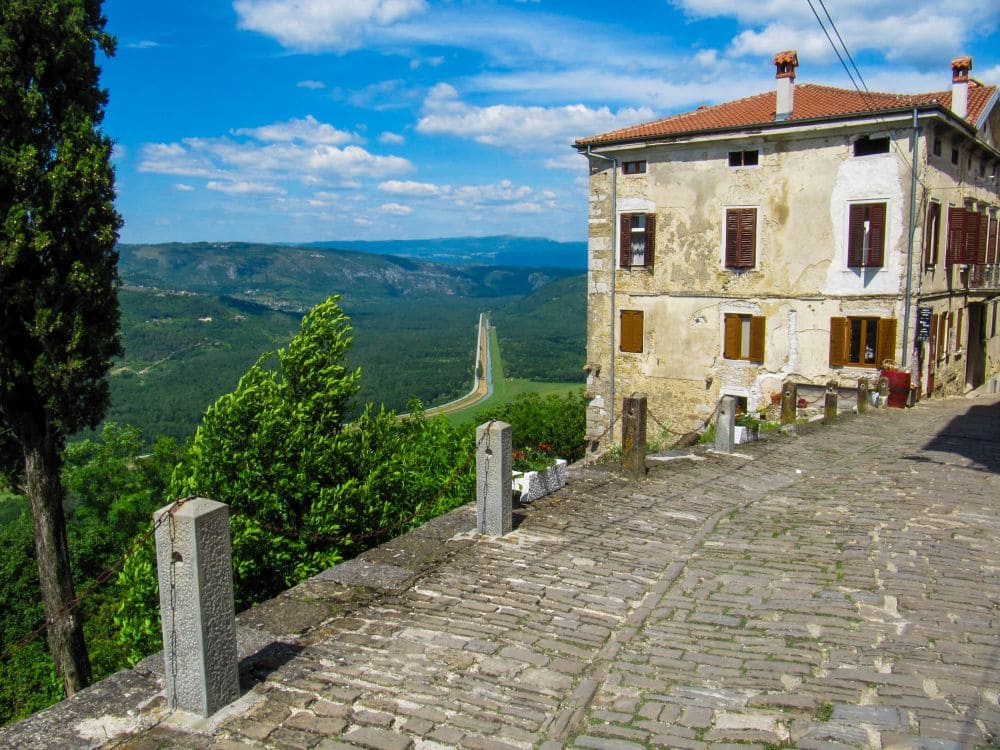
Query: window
946,207,986,265
951,147,959,166
932,137,942,157
938,313,948,361
847,203,886,268
853,136,890,156
619,213,655,269
728,150,759,167
924,202,941,268
725,207,757,269
723,313,765,362
829,317,896,368
623,160,646,175
988,214,998,265
620,310,643,353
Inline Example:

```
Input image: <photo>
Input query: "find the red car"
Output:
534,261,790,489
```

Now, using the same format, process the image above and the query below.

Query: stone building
575,52,1000,447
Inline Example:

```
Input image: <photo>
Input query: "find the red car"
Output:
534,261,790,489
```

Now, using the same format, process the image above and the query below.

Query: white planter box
734,425,759,444
512,459,567,503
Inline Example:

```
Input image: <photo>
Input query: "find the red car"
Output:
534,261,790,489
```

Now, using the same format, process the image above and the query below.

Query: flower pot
512,459,567,503
734,426,759,444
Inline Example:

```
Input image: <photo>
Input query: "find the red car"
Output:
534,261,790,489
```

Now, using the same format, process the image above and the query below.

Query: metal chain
0,495,195,665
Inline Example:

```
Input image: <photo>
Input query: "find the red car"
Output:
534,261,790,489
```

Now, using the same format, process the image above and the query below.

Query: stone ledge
0,500,485,749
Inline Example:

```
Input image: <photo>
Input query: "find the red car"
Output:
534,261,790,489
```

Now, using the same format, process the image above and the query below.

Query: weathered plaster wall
585,121,1000,446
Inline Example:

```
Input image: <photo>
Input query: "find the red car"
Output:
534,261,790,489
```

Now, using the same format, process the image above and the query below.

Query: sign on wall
916,307,933,342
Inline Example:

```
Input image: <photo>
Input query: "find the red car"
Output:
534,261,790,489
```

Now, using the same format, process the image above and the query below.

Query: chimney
951,55,972,120
774,50,798,121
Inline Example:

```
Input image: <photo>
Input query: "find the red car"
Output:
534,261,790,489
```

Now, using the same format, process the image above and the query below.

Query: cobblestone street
81,394,1000,749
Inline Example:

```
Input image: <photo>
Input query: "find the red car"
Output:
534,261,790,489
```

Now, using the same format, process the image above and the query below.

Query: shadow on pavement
906,399,1000,475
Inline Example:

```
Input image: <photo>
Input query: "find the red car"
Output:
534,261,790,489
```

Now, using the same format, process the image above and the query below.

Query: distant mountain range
118,240,582,312
297,235,587,270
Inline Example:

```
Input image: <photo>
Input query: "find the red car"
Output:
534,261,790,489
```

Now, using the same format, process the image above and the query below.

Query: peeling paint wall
585,120,1000,447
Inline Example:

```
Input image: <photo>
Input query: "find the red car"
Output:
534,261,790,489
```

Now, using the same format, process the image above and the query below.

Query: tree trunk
20,418,91,696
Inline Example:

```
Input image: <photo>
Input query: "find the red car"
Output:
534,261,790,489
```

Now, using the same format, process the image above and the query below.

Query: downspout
587,145,618,444
901,107,919,368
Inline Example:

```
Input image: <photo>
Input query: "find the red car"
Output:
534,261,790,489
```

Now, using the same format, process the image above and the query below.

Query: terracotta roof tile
576,82,997,147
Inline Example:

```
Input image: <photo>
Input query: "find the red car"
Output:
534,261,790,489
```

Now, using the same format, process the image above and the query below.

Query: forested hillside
106,243,586,442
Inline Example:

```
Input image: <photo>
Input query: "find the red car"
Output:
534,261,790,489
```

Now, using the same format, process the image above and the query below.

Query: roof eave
574,102,973,151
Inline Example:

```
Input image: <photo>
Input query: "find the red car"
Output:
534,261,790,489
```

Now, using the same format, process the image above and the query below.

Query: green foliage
0,423,179,724
115,299,478,658
475,390,587,462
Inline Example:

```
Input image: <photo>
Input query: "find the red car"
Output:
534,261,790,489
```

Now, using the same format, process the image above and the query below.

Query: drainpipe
587,146,618,444
902,107,919,368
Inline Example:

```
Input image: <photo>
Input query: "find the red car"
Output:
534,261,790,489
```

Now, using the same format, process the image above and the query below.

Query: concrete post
714,396,736,454
877,376,890,408
857,380,869,415
780,381,797,428
621,393,647,481
476,421,512,536
154,497,239,717
824,381,839,425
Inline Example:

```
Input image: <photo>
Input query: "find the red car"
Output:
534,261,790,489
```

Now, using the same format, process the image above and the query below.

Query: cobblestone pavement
117,394,999,750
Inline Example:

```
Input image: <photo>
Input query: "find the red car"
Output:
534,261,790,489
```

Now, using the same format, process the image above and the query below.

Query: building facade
575,53,1000,447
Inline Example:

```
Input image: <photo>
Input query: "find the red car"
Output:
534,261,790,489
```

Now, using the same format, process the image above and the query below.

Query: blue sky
101,0,1000,244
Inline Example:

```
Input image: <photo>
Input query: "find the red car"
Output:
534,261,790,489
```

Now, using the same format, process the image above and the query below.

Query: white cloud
378,180,442,196
233,0,428,52
138,122,413,196
233,115,358,145
670,0,998,69
296,79,326,89
126,40,159,49
379,131,405,145
500,202,543,214
544,153,585,171
174,183,196,192
206,180,286,195
417,83,655,151
379,202,413,215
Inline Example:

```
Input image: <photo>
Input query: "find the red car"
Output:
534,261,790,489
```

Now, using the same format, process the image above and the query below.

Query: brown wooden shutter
866,203,886,267
847,204,865,267
975,213,988,264
829,317,848,367
725,210,739,267
723,314,740,359
620,310,643,352
876,318,897,367
619,214,632,267
739,208,757,267
749,316,766,363
924,202,940,267
963,212,980,264
988,216,998,265
946,207,965,265
644,213,656,268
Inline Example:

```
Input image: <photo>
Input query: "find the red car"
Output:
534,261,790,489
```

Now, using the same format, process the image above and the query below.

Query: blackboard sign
916,306,932,342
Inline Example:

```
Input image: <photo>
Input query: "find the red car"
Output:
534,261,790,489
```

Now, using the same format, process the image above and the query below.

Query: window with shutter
847,203,886,268
924,202,941,268
829,316,896,368
619,213,655,269
988,216,998,265
619,310,643,353
974,213,988,265
725,208,756,269
723,313,765,362
946,206,966,265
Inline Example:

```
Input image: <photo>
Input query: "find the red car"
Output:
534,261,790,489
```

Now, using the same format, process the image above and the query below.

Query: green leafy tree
476,391,587,462
115,299,477,658
0,0,121,693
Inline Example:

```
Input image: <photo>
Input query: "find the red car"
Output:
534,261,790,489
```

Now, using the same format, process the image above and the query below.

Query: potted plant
512,443,567,502
734,412,761,444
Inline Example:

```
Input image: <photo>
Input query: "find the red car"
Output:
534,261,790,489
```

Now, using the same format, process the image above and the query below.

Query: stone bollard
857,380,869,415
154,497,239,717
621,393,647,481
714,396,736,454
823,381,838,425
476,421,512,536
877,376,889,408
780,382,797,429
